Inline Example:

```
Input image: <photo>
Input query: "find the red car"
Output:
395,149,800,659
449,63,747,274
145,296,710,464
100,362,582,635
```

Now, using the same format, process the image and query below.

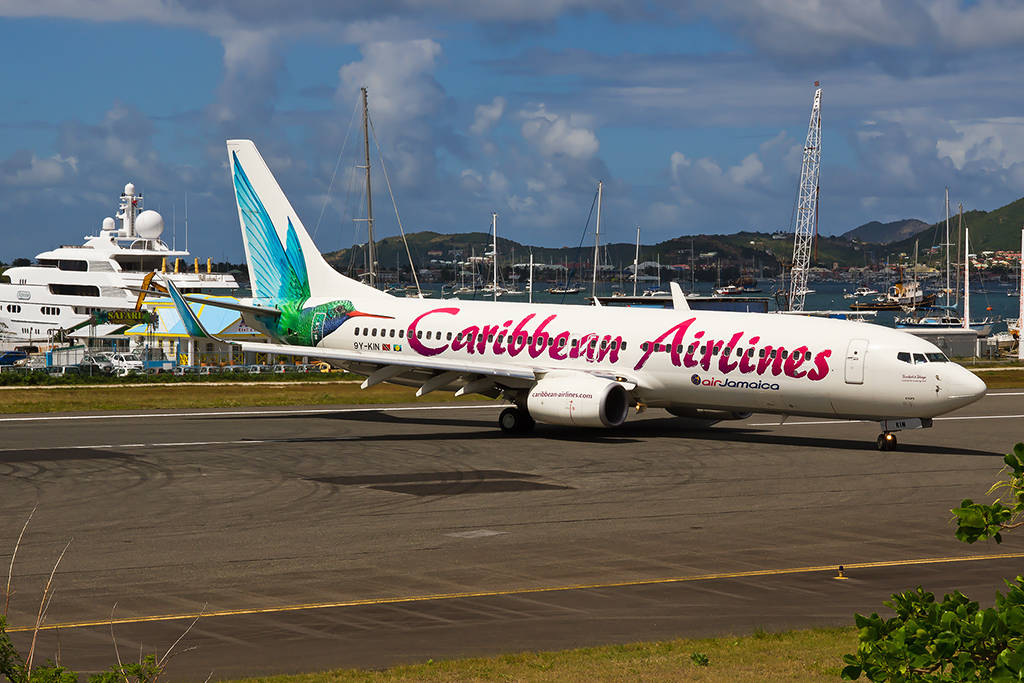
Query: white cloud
470,96,506,136
728,153,764,185
937,118,1024,170
338,39,444,125
520,104,599,160
0,152,77,186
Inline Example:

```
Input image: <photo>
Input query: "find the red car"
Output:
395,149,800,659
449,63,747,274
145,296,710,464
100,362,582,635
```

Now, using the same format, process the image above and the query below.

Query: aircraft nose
949,368,986,403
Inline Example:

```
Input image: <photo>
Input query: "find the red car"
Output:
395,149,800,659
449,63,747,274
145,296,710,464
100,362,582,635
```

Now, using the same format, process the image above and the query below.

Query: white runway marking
0,404,501,423
750,414,1024,427
0,440,271,453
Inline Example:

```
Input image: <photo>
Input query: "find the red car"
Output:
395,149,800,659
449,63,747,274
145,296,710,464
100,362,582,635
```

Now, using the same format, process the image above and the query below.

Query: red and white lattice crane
788,84,822,312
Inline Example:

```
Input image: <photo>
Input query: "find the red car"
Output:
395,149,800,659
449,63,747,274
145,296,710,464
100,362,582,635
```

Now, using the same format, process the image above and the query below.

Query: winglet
164,278,216,339
670,282,691,311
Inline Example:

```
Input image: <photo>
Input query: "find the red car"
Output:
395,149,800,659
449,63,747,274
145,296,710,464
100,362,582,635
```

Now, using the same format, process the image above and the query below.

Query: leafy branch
953,442,1024,544
842,442,1024,681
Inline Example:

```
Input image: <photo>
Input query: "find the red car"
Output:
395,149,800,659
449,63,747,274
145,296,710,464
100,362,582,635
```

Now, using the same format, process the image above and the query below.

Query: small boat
895,310,994,336
850,281,934,311
843,286,879,299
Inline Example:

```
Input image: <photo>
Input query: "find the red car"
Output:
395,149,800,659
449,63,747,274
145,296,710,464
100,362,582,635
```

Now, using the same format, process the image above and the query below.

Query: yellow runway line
10,551,1024,633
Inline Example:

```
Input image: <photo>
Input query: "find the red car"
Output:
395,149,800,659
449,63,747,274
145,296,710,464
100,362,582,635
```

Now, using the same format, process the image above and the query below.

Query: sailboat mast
1019,225,1024,360
492,212,498,302
963,226,970,329
944,187,951,304
528,251,534,304
592,181,602,299
361,87,376,288
633,226,640,296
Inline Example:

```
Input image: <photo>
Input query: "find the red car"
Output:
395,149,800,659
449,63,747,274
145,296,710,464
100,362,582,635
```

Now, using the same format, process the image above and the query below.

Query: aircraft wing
236,339,537,381
233,339,639,396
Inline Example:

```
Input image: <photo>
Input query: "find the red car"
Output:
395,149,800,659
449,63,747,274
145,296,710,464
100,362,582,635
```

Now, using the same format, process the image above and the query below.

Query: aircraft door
845,338,869,384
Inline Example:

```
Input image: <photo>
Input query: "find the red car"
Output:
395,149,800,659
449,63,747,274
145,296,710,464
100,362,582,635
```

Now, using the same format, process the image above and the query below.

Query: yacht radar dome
101,217,116,232
134,210,164,239
124,182,136,196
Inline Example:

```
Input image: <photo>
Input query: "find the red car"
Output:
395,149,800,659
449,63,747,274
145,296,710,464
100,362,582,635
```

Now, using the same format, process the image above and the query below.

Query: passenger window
897,352,911,363
488,335,494,343
354,327,360,336
399,330,404,338
688,343,697,353
417,330,422,338
621,341,627,350
676,344,683,353
641,342,649,351
590,340,597,349
560,338,568,347
804,351,811,361
390,329,396,338
913,353,927,364
759,349,766,358
780,350,788,359
712,346,719,355
447,332,452,341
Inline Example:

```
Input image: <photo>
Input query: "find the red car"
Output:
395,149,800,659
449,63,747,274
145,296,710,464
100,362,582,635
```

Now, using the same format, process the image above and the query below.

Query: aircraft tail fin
226,139,389,306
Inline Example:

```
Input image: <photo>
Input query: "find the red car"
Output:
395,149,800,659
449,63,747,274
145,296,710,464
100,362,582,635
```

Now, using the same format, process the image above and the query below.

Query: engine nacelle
527,373,630,428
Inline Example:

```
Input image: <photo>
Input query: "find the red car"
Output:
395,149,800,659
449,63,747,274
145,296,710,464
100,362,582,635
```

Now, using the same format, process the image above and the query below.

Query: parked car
172,365,197,376
198,366,221,375
247,364,270,374
46,365,81,376
80,354,114,374
272,364,296,374
110,352,144,375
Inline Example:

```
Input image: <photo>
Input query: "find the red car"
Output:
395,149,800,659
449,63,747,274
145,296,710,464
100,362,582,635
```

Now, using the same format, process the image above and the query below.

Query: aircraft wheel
499,407,534,435
877,432,897,451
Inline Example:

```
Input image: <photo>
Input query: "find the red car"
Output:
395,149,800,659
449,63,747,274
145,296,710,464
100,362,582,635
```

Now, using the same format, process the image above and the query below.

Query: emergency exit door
845,338,868,384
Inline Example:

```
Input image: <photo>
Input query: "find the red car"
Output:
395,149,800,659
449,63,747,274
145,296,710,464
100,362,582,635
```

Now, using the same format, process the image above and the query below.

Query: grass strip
976,369,1024,389
0,382,484,414
226,627,857,682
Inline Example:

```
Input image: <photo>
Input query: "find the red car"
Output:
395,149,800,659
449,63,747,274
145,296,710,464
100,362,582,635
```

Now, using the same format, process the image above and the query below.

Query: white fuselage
302,294,986,422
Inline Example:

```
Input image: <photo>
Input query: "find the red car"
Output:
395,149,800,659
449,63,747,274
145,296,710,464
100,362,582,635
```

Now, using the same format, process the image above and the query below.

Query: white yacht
0,183,239,346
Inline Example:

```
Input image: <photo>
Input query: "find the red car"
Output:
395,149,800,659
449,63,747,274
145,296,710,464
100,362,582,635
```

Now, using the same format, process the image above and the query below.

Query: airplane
160,139,987,451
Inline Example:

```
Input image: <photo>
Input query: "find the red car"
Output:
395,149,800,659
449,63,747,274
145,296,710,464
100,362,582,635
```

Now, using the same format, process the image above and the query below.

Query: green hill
886,196,1024,256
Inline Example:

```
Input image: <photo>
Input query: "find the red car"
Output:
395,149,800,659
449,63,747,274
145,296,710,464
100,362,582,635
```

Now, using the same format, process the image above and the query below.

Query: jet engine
527,373,630,428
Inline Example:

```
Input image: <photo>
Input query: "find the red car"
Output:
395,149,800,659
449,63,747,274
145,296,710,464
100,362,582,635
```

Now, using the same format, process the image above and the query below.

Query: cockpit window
913,353,927,364
926,352,948,362
897,352,911,363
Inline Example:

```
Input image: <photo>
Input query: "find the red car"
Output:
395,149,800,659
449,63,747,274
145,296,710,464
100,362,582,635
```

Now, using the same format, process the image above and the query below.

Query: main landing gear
499,406,535,435
877,432,897,451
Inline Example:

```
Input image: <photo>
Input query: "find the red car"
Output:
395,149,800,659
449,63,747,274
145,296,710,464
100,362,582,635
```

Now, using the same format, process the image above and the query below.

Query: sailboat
895,200,993,335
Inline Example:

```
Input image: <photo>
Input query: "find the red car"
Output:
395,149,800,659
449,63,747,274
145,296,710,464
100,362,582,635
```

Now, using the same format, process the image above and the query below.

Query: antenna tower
788,84,822,312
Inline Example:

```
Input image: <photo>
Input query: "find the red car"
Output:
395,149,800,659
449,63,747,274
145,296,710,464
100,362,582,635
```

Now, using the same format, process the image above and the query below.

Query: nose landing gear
877,432,897,451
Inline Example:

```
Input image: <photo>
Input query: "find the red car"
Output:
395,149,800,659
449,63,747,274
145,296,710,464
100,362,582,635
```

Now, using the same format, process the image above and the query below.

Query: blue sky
3,1,1024,262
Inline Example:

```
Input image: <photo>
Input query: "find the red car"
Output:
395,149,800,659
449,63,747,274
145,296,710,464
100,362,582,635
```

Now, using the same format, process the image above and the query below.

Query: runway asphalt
3,392,1024,680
